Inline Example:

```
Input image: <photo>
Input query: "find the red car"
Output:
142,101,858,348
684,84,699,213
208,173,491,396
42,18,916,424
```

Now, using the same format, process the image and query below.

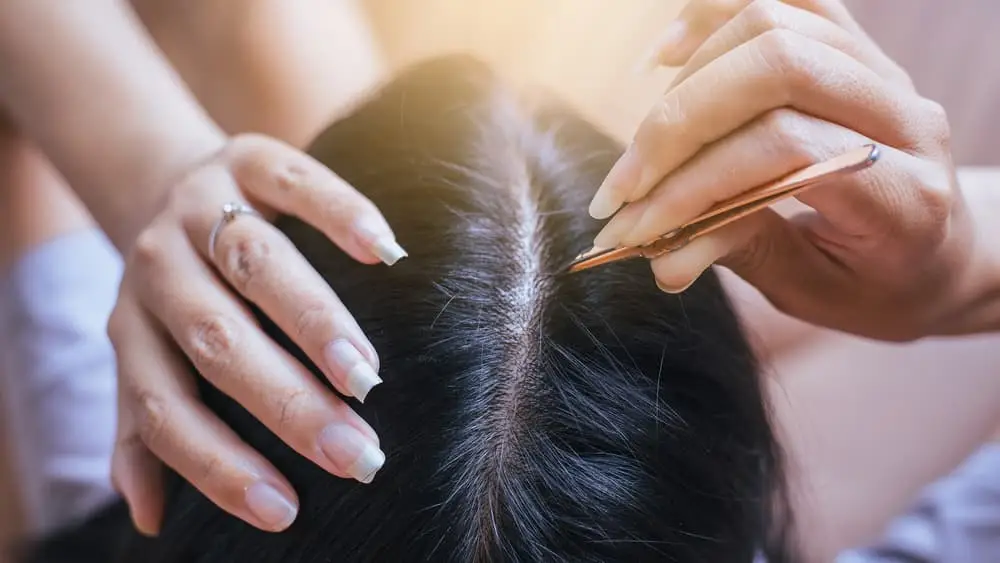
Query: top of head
134,56,790,563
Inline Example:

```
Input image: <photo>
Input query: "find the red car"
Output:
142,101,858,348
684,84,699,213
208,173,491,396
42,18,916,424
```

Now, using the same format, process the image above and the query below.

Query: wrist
116,123,229,249
929,168,1000,337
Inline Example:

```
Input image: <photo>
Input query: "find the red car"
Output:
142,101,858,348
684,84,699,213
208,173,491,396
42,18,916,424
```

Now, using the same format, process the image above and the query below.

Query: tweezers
565,143,880,274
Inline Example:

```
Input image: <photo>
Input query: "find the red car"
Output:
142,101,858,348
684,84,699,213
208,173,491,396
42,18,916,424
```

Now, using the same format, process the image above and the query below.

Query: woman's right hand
107,134,405,534
589,0,993,341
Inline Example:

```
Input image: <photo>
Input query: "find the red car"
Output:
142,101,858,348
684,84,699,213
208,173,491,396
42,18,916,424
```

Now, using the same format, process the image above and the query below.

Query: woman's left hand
588,0,981,341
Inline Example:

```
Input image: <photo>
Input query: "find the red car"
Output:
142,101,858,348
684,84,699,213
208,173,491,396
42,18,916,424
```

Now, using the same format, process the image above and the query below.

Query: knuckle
756,29,813,84
915,166,957,233
274,387,314,435
918,98,952,150
726,227,775,276
193,452,229,487
293,300,337,343
221,231,273,293
744,0,784,32
651,94,687,141
271,161,312,196
187,314,240,377
132,390,171,450
227,133,272,160
761,109,813,156
130,228,167,272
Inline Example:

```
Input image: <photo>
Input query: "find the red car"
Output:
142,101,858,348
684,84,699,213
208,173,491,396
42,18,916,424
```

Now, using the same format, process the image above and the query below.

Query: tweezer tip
867,143,881,162
562,245,606,274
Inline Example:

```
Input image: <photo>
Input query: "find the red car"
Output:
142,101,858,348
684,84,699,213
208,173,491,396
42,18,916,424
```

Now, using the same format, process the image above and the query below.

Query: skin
588,0,1000,342
0,0,395,535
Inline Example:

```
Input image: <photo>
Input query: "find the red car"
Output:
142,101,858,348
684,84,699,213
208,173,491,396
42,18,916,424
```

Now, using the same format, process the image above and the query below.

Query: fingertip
351,216,409,266
655,276,697,295
245,481,300,532
651,19,689,66
649,236,724,292
125,480,164,537
588,189,623,220
132,508,163,537
590,147,643,220
593,203,645,248
113,441,165,536
371,237,408,266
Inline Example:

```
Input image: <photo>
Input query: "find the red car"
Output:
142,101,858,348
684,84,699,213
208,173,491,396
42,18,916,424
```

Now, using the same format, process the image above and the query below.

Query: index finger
226,134,408,267
588,31,925,219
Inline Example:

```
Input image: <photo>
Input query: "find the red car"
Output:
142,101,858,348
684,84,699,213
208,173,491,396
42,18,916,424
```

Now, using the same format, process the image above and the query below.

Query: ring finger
201,197,383,404
131,225,385,486
110,285,299,532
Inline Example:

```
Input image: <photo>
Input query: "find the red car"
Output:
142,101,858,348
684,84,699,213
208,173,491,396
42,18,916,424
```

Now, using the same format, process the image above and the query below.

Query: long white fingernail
318,424,386,484
353,218,408,266
354,446,386,484
324,339,382,402
372,237,408,266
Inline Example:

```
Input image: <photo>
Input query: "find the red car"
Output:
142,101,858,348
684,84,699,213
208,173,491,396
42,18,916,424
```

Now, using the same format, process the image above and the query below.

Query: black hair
21,55,794,562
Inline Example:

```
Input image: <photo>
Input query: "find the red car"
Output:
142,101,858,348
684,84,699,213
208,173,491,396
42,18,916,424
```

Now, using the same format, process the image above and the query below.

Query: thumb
650,209,832,310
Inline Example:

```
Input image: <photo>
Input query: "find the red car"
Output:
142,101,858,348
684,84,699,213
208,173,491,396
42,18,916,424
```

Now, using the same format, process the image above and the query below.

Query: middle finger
131,225,386,485
589,31,928,219
208,207,383,404
671,0,912,90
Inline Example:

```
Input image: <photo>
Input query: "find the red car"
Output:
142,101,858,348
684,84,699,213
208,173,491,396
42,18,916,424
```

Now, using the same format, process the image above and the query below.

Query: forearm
932,167,1000,336
0,1,226,251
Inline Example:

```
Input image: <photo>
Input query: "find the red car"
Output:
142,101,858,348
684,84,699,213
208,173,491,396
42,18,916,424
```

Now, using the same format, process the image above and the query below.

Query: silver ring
207,201,264,263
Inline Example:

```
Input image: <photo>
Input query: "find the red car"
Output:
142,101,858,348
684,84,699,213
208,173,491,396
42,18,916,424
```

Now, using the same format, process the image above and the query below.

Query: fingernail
324,339,382,403
658,20,688,56
656,276,697,294
363,341,381,373
353,218,408,266
372,237,408,266
245,482,298,530
589,188,623,220
319,424,386,484
635,20,687,74
590,147,641,219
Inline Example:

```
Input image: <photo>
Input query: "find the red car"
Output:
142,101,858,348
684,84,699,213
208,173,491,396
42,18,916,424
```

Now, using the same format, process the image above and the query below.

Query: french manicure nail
353,218,408,266
319,424,386,484
324,339,382,402
245,482,298,530
372,237,408,266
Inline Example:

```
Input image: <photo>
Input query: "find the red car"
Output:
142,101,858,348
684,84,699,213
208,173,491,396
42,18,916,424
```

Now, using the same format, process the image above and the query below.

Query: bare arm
0,0,226,250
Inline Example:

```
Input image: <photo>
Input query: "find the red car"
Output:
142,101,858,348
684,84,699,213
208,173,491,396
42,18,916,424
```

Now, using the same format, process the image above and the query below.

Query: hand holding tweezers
566,144,880,274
